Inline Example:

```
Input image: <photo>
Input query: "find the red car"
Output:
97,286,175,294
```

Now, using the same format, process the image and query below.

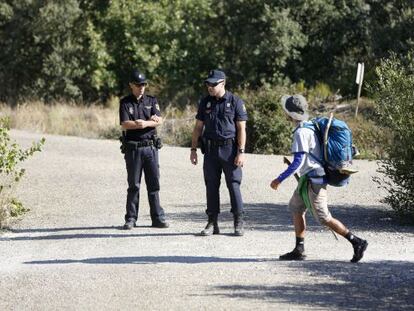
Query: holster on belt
119,134,126,154
124,140,154,150
198,137,206,154
152,135,163,149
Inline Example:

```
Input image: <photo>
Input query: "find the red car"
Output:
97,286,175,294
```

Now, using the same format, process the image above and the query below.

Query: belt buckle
223,138,232,146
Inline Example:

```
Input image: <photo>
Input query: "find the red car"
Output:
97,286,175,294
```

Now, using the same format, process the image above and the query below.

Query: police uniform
119,93,166,226
196,90,248,217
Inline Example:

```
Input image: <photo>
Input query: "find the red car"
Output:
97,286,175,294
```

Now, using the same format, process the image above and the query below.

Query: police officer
119,69,168,229
190,69,248,236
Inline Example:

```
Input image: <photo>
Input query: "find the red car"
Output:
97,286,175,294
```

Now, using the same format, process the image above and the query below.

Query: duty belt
208,138,234,146
125,139,154,149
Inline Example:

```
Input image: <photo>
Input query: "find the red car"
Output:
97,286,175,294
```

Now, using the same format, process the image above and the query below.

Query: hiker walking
190,69,248,236
270,94,368,262
119,69,169,229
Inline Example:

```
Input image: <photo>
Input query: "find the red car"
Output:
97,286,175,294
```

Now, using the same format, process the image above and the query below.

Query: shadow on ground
0,231,194,241
8,226,123,233
2,203,410,242
24,256,276,265
170,203,413,233
211,260,414,311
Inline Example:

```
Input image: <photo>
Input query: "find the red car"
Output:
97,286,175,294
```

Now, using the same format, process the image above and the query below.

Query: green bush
0,117,45,228
307,82,333,104
371,53,414,222
9,198,29,217
240,85,292,154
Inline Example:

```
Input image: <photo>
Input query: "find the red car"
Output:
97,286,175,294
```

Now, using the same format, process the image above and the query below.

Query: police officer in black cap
119,69,168,229
190,69,248,236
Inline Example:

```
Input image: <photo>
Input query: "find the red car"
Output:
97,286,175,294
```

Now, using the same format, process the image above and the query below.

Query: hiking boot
351,239,368,263
123,219,136,230
279,249,306,261
152,220,169,228
200,215,219,236
234,215,244,236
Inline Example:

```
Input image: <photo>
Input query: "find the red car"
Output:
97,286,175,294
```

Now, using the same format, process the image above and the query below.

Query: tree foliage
0,1,92,102
1,0,413,104
371,52,414,221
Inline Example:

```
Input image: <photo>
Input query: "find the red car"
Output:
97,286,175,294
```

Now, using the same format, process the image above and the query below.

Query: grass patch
0,101,119,139
0,101,197,147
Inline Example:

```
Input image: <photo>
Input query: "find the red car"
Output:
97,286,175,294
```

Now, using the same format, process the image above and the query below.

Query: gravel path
1,130,413,311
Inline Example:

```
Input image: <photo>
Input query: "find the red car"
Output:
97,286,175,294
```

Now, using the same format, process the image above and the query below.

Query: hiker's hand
270,179,280,190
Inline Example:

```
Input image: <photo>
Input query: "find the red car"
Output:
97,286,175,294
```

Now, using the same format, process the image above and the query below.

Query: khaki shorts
288,182,332,224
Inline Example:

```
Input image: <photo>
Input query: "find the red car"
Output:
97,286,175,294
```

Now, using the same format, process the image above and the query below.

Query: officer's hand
234,153,245,167
270,179,281,190
190,150,198,165
151,115,160,123
135,119,147,129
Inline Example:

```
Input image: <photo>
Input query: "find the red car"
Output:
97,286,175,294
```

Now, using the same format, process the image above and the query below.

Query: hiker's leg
308,182,368,262
279,190,307,260
293,212,306,237
308,183,353,237
307,182,333,225
324,218,348,236
327,219,368,263
289,188,307,236
280,210,306,260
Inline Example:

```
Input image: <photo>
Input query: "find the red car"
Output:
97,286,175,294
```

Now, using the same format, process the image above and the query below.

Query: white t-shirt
291,123,325,177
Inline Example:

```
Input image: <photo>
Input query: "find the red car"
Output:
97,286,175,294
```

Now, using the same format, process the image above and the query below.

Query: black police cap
130,70,147,84
205,69,226,84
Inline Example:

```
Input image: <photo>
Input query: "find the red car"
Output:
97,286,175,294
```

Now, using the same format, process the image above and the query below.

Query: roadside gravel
0,130,413,311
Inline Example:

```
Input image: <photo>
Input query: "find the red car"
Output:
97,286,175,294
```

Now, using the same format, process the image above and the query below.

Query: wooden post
355,62,364,118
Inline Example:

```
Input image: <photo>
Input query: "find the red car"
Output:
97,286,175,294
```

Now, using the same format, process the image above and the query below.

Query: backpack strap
308,113,334,164
323,113,334,163
308,151,324,166
294,121,326,166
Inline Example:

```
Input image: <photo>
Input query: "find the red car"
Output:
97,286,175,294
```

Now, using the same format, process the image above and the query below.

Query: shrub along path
1,130,413,310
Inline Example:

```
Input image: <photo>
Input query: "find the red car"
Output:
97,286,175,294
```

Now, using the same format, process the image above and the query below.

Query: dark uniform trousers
203,142,243,216
124,145,165,222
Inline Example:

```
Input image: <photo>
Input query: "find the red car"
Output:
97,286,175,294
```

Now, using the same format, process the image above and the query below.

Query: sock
295,237,304,253
345,231,361,246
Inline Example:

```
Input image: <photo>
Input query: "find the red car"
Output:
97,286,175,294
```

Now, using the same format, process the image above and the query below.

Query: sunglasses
205,81,221,87
132,82,147,87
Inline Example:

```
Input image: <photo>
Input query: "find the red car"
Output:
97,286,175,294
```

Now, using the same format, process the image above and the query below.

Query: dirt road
1,130,413,310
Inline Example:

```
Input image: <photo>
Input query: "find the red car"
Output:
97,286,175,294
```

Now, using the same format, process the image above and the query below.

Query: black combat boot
279,249,306,261
200,214,219,236
234,214,244,236
123,218,136,230
351,239,368,263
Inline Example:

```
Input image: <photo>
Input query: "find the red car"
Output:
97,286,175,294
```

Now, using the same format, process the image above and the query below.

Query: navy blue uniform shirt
196,91,248,140
119,94,161,141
